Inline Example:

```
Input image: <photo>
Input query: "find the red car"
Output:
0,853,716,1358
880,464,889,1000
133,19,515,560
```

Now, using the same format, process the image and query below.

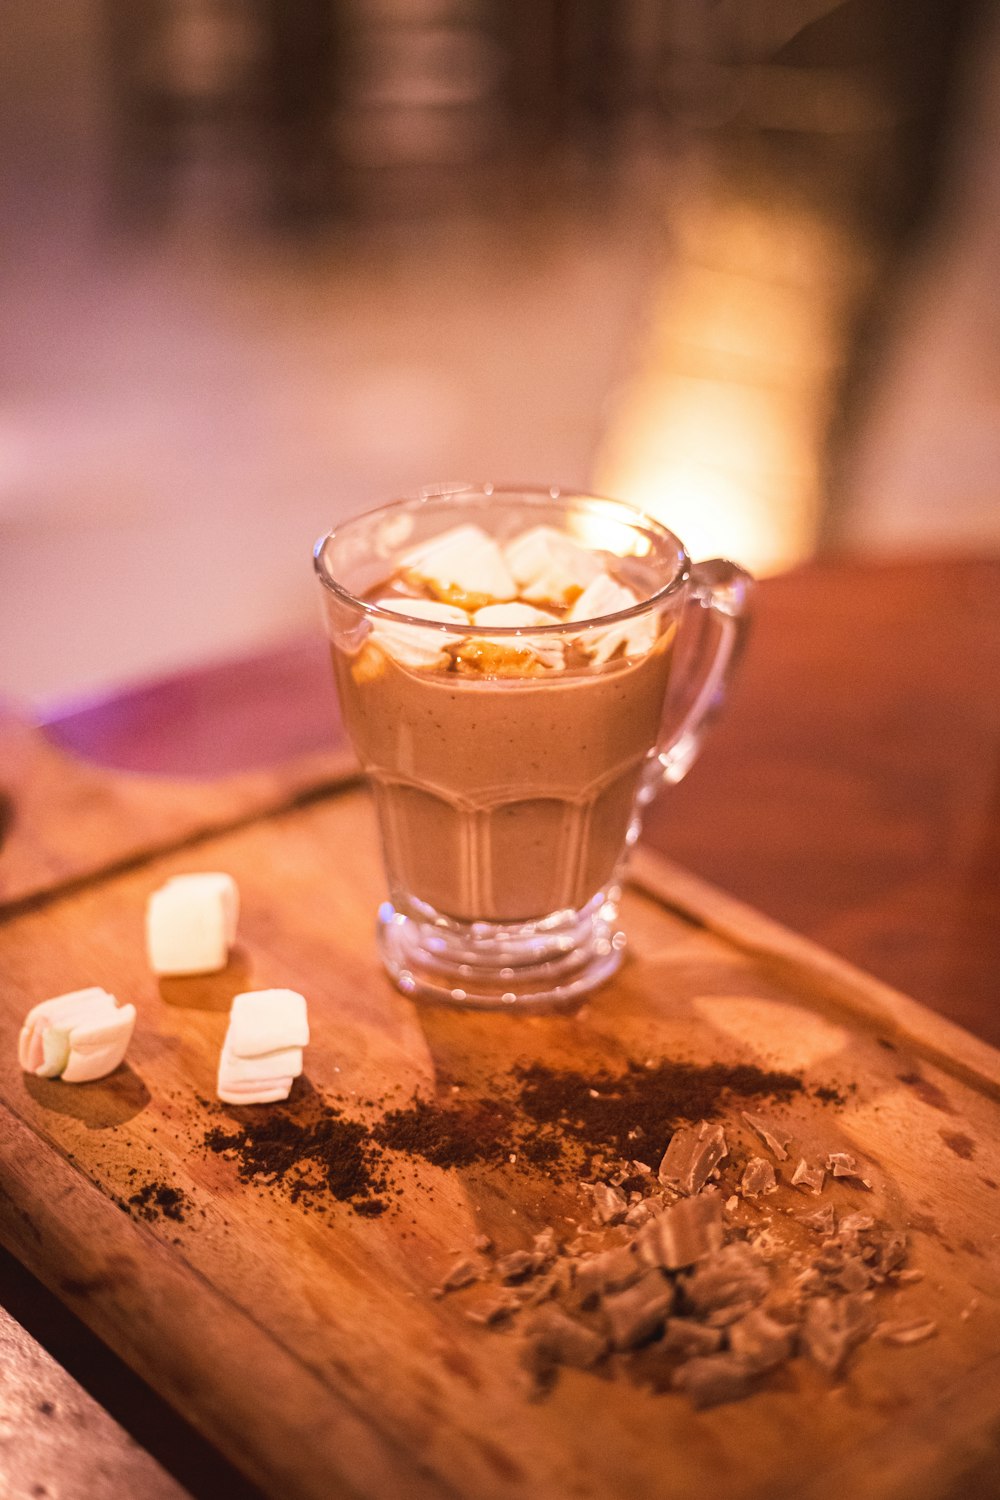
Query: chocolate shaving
437,1256,486,1294
659,1121,728,1195
637,1194,724,1271
791,1159,826,1196
740,1157,777,1198
465,1296,518,1326
826,1152,873,1189
602,1271,674,1350
801,1294,876,1376
574,1244,644,1301
496,1249,539,1284
682,1241,771,1322
671,1355,758,1409
727,1309,796,1373
591,1182,629,1225
654,1319,724,1360
741,1111,791,1161
799,1204,836,1235
875,1319,938,1346
521,1307,607,1379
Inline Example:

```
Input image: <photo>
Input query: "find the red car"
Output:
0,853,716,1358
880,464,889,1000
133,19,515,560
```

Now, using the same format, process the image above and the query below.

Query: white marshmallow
370,597,469,670
217,1075,294,1106
146,872,239,976
219,1043,304,1084
471,601,565,669
228,989,309,1057
504,525,603,605
568,573,658,664
217,988,309,1106
403,524,517,604
19,987,137,1084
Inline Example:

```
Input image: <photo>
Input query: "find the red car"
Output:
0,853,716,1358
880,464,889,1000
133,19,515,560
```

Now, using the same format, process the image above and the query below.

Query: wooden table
3,552,999,1500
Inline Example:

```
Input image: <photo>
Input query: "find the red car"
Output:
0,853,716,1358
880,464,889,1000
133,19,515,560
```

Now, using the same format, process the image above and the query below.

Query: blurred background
2,0,998,709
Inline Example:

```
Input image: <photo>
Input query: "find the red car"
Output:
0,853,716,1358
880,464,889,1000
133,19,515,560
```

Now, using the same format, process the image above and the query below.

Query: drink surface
330,523,678,922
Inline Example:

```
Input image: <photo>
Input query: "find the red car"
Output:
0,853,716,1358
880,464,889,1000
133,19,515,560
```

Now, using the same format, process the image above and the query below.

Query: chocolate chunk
573,1244,644,1301
654,1319,725,1359
624,1200,655,1228
791,1159,826,1196
591,1182,629,1225
801,1293,876,1375
740,1157,777,1198
638,1193,724,1271
683,1241,771,1320
659,1121,728,1195
741,1111,791,1161
521,1307,607,1378
727,1308,796,1373
671,1354,757,1409
875,1319,938,1346
602,1271,673,1350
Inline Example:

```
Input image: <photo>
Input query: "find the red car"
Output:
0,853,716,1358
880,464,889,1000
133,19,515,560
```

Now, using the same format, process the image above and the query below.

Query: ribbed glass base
376,888,625,1008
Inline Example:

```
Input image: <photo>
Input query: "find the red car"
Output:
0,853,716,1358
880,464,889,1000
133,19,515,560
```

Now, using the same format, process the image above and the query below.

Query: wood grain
2,783,999,1500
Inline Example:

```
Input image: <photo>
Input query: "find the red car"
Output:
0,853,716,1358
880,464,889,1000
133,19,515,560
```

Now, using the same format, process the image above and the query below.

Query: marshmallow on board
217,989,309,1106
19,987,137,1083
146,872,240,976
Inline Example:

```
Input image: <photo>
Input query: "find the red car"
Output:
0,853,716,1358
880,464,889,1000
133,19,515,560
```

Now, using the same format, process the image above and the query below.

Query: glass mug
314,484,752,1008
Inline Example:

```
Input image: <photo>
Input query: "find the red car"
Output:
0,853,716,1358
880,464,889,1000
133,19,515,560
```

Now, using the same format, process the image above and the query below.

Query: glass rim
312,483,691,636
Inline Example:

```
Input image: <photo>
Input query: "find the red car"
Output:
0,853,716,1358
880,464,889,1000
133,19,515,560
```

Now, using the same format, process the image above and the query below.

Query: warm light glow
592,194,865,576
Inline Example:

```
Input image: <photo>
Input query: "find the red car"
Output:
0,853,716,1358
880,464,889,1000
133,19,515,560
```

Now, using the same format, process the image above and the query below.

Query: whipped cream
370,596,470,669
403,524,517,607
503,525,603,606
569,574,659,664
470,601,565,669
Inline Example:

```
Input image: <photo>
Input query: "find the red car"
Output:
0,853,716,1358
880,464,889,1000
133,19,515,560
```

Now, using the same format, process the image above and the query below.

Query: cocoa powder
199,1055,808,1213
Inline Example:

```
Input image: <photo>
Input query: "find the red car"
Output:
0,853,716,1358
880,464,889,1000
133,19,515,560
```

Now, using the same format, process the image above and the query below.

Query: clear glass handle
642,557,754,801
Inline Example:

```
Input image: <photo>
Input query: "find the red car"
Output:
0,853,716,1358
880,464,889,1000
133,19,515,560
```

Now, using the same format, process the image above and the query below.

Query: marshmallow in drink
471,601,565,669
370,597,469,669
569,573,658,664
146,872,240,976
503,525,603,606
217,988,309,1105
403,524,517,607
19,987,137,1083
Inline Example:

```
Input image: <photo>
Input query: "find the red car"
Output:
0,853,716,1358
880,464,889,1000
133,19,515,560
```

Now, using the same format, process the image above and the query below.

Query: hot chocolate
330,523,677,923
314,486,751,1006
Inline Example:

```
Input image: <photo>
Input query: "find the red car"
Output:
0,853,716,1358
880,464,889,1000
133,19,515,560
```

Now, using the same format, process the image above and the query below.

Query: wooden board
2,783,1000,1500
0,709,359,913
